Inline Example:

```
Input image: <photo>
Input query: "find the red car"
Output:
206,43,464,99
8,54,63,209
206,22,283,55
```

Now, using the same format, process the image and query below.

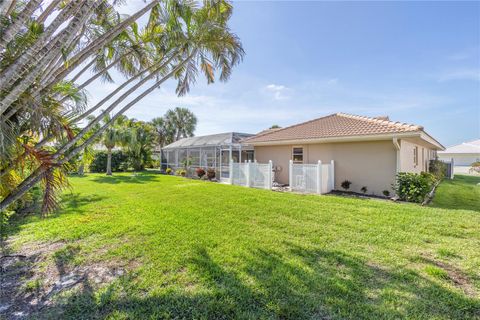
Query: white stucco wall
255,140,397,195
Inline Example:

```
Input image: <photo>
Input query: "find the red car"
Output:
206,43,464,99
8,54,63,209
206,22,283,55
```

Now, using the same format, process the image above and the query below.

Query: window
413,146,418,166
292,147,303,163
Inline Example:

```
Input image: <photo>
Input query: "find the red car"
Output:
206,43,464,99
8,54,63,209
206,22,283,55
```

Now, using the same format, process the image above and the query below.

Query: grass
7,172,480,319
430,174,480,211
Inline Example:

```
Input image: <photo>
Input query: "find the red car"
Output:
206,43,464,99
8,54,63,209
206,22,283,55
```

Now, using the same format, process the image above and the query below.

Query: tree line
85,107,197,175
0,0,243,214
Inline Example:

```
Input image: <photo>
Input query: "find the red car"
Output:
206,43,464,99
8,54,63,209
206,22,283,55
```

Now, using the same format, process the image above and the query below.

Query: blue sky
89,1,480,146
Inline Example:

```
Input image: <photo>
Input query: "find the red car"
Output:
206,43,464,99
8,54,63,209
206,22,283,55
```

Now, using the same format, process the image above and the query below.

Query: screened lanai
161,132,255,180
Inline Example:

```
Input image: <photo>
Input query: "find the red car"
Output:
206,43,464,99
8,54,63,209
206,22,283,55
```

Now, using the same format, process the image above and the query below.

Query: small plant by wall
360,186,368,194
341,180,352,191
196,168,206,178
176,169,186,177
382,190,390,197
165,168,173,175
206,168,216,180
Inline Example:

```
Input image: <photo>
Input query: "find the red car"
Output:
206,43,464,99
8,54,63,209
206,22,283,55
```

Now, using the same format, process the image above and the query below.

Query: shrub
176,169,186,177
360,186,368,194
382,190,390,197
89,151,128,173
146,159,160,169
341,180,351,191
394,172,436,203
165,168,172,175
429,159,447,180
119,162,130,172
470,161,480,174
196,168,206,178
206,168,216,180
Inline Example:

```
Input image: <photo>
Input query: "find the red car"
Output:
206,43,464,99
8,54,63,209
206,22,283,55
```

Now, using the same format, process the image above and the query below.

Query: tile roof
243,113,424,143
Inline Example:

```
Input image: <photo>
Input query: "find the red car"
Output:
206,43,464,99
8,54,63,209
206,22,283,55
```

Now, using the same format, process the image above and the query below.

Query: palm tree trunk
0,0,42,52
0,1,97,114
52,53,183,160
73,51,177,122
0,0,81,91
69,59,96,83
5,0,17,17
0,0,16,17
76,50,132,90
48,0,159,85
37,0,63,23
106,147,112,175
0,52,177,177
78,163,85,176
0,53,195,211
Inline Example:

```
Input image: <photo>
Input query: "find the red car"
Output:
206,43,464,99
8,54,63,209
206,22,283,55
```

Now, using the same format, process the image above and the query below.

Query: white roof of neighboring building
438,139,480,154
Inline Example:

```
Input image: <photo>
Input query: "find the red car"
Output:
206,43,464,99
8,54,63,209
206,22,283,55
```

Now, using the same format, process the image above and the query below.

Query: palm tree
0,0,244,212
150,116,174,148
123,120,155,171
101,114,127,175
165,107,197,141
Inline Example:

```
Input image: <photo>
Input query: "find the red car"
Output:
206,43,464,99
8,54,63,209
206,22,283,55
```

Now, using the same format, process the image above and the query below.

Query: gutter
245,132,422,146
392,137,401,173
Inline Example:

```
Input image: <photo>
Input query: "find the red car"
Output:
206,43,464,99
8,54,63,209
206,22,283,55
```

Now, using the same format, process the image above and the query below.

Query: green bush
165,168,173,175
206,168,216,180
89,151,128,173
394,172,436,203
429,159,447,180
176,169,186,177
195,168,206,178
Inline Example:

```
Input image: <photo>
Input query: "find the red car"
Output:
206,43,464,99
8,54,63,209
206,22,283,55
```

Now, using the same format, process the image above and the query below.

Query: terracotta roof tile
243,113,423,143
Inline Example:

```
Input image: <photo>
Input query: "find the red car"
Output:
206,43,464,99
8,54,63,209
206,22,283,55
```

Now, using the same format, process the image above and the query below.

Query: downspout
392,137,401,173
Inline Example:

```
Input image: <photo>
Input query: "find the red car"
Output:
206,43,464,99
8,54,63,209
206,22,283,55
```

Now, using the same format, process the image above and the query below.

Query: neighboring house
242,113,444,195
161,132,254,179
438,139,480,174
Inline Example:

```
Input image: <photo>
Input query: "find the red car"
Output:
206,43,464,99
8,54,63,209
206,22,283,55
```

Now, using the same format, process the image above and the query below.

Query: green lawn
7,173,480,319
430,174,480,211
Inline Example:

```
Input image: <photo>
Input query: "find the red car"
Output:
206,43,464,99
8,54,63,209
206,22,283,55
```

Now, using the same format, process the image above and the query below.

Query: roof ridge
336,112,423,131
244,113,338,142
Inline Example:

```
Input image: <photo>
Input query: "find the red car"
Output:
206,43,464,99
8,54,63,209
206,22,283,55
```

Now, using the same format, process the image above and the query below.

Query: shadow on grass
430,175,480,211
6,193,106,240
90,173,158,185
34,244,479,319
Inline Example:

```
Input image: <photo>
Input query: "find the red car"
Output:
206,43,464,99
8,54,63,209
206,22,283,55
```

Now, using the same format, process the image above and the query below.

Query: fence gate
289,160,334,194
230,160,273,190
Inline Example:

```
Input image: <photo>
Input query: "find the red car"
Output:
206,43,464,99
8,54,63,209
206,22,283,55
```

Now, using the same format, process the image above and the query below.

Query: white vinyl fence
230,160,273,190
289,160,334,194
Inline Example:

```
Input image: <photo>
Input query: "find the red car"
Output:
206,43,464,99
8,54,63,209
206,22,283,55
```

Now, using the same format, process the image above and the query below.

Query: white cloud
437,68,480,82
264,84,291,100
326,78,339,85
447,47,479,61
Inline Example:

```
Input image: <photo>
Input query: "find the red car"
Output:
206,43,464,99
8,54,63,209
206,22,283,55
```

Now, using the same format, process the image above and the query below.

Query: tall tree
151,116,174,148
165,107,197,141
0,0,244,213
123,120,155,171
101,114,127,175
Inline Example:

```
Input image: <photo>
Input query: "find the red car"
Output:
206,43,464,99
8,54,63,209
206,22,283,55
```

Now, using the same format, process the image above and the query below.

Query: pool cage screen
160,133,254,180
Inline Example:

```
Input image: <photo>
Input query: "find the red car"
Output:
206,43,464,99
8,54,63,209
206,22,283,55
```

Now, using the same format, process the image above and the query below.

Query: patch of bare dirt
419,254,478,298
0,239,138,319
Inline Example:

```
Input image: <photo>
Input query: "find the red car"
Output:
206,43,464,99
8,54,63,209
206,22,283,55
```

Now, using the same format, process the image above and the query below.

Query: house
161,132,254,179
438,139,480,174
242,113,445,195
